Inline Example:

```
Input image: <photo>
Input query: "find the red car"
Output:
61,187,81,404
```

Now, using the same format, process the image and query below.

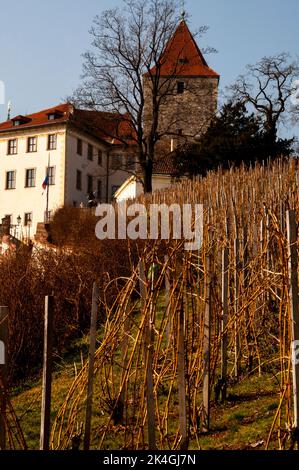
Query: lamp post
27,215,32,241
16,215,21,241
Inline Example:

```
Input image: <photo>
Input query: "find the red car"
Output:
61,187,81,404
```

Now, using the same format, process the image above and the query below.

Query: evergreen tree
172,101,293,177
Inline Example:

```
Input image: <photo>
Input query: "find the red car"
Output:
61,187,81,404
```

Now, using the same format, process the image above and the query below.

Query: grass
11,347,280,450
194,374,279,450
10,294,282,450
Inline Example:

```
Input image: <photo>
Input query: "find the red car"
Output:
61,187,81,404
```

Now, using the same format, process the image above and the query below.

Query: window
27,136,37,152
88,144,93,161
4,214,12,224
126,155,135,170
8,139,17,155
97,180,102,200
6,171,16,189
177,81,185,94
48,134,57,150
76,170,82,190
24,212,32,226
112,185,120,196
25,169,36,187
47,110,63,120
111,154,122,170
12,115,31,126
44,211,52,222
77,138,83,155
98,150,103,166
178,58,188,65
46,166,55,185
87,175,93,194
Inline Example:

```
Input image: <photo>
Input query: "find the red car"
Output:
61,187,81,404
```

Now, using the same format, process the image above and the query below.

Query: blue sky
0,0,298,136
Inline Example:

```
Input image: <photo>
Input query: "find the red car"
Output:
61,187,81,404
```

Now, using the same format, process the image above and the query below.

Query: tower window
177,81,185,94
178,58,188,64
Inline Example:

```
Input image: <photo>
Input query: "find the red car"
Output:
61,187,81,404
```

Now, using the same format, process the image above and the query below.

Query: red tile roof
0,103,71,132
0,103,136,146
71,109,136,145
148,20,219,78
153,154,175,175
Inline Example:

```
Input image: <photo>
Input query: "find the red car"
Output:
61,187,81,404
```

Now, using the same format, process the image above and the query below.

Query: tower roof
149,20,219,78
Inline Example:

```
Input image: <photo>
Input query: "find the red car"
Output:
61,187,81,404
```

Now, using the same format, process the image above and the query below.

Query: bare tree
72,0,210,193
230,53,299,142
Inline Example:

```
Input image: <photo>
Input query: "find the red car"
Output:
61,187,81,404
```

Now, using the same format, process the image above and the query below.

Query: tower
143,18,220,152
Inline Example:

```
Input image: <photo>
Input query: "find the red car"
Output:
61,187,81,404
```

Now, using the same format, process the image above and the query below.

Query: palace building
0,18,219,237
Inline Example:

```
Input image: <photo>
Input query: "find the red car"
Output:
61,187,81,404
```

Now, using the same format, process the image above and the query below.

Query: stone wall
143,75,219,153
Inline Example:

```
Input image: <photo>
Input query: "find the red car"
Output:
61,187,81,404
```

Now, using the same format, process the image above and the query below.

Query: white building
0,103,136,237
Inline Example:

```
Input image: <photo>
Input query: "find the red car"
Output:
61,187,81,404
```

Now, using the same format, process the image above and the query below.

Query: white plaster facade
115,174,173,201
0,117,136,237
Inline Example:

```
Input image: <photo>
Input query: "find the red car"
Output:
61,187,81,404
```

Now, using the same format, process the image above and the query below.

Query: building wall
143,75,218,152
65,129,137,205
0,125,67,237
115,174,173,201
108,149,137,201
65,129,107,206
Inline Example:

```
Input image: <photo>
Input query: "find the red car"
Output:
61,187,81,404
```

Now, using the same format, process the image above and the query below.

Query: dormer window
11,115,31,126
46,109,64,121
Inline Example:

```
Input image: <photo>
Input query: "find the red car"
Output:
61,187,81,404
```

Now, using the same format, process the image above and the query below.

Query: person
87,191,97,208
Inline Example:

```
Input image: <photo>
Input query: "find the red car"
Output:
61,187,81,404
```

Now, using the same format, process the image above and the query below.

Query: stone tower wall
143,75,219,153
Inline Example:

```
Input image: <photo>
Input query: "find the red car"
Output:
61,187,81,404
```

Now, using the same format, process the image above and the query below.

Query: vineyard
2,158,299,450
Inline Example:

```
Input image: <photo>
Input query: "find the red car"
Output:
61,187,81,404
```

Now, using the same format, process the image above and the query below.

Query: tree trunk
143,160,153,193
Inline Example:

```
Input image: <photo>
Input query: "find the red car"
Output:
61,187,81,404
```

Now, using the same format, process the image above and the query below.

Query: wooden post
178,300,187,449
139,260,147,311
202,253,211,432
286,210,299,429
0,307,8,450
139,261,156,449
234,237,241,378
84,282,99,450
221,247,229,401
243,223,252,371
40,296,54,451
164,255,171,343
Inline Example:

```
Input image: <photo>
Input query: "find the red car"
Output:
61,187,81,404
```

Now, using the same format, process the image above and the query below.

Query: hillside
3,158,299,450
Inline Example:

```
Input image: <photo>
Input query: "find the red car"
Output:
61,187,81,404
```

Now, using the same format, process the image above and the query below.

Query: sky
0,0,298,137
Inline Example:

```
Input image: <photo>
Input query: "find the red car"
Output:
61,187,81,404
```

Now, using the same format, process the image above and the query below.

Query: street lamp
17,215,21,226
27,215,32,241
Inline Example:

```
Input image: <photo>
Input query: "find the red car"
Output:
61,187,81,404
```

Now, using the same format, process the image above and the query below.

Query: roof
148,20,219,78
153,154,176,174
71,109,136,145
0,103,71,132
0,103,136,146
